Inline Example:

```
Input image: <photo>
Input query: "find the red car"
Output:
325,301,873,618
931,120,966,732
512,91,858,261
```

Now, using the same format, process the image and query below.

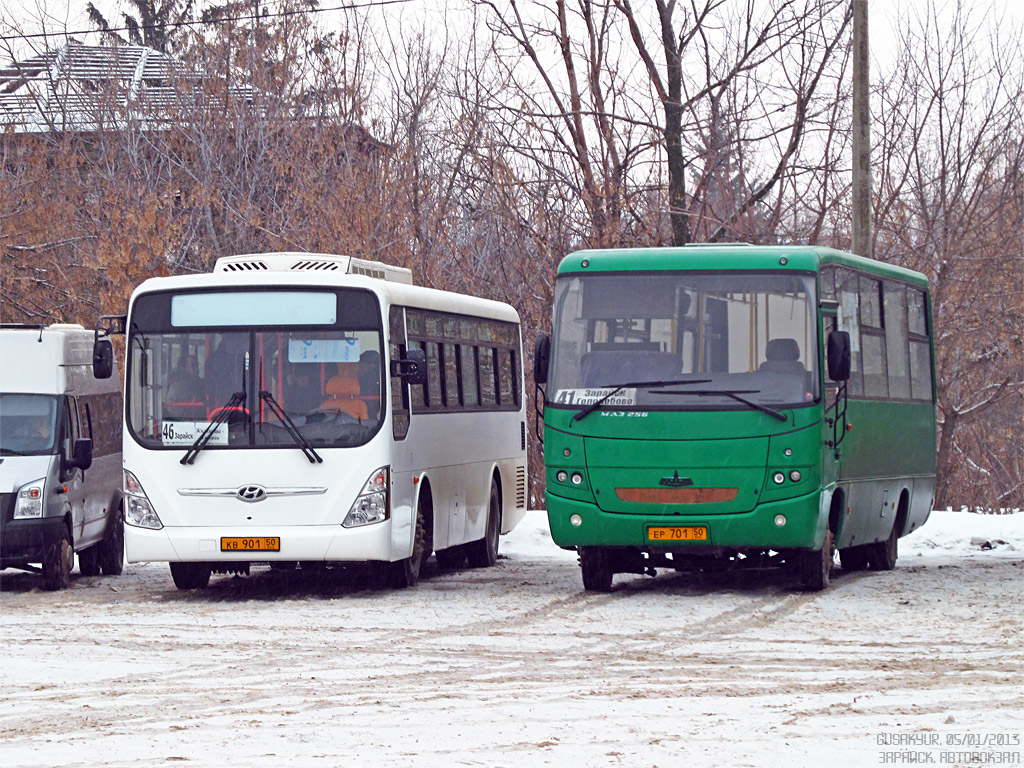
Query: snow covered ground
1,510,1021,768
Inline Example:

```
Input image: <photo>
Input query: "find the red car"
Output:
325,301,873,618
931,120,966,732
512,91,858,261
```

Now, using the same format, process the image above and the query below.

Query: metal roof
0,41,254,133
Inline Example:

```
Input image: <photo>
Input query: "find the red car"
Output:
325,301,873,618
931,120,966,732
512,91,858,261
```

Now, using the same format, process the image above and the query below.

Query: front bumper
546,488,827,551
1,516,67,567
125,520,395,563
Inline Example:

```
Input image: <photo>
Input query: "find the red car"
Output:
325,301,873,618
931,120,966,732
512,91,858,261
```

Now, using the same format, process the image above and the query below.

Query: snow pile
902,509,1023,558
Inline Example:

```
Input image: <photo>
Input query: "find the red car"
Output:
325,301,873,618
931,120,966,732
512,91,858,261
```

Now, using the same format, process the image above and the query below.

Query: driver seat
320,376,368,420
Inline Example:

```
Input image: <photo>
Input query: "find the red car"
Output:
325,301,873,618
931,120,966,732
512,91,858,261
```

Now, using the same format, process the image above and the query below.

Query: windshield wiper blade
259,391,323,464
650,388,788,422
180,391,244,465
572,378,712,422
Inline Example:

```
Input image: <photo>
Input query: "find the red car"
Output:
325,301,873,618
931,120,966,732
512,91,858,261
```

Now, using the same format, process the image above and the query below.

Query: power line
0,0,412,44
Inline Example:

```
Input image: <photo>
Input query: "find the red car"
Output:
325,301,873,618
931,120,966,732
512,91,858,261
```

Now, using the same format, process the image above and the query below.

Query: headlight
123,470,163,529
13,478,46,519
343,466,390,528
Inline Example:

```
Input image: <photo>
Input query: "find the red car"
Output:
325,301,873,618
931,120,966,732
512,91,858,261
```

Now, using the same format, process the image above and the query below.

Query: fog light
570,514,583,527
789,470,802,482
773,472,785,484
774,514,787,527
556,470,568,483
571,473,583,485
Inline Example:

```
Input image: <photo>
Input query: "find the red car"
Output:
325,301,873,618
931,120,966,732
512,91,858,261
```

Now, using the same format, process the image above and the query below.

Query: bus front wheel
170,562,211,590
797,529,834,591
580,547,613,592
387,487,433,588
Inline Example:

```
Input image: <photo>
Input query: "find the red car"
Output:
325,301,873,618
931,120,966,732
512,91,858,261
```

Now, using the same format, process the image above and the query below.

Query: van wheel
580,547,613,592
387,487,433,588
866,521,899,571
78,544,102,577
797,529,834,591
43,524,74,591
169,562,211,590
466,482,501,568
98,513,125,575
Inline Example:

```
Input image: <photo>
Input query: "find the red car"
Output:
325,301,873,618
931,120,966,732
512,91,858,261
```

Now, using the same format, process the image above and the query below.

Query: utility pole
852,0,871,257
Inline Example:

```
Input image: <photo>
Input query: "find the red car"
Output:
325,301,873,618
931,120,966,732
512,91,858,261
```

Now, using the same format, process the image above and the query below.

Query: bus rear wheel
466,482,501,568
797,529,833,591
170,562,211,590
866,521,898,571
580,547,613,592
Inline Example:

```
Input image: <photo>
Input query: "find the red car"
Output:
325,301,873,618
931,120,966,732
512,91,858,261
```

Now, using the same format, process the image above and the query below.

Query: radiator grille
515,466,526,509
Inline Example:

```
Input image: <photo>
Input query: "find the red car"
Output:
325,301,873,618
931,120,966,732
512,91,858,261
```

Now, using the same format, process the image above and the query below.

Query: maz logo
236,485,267,503
659,471,694,488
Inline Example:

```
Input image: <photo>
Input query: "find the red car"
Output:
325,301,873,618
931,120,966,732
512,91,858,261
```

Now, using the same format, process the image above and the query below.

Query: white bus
94,252,528,590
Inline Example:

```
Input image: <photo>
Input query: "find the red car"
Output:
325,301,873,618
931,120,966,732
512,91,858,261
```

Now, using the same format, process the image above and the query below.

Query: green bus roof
557,245,929,287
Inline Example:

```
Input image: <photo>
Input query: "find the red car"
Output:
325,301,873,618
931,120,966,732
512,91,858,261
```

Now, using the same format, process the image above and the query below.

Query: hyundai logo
236,485,267,503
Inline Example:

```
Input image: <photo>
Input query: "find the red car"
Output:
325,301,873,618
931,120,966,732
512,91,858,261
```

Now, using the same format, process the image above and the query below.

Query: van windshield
126,288,385,452
549,271,819,411
0,394,59,455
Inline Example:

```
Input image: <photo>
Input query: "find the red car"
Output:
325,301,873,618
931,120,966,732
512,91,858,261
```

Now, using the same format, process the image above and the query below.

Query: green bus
534,245,936,591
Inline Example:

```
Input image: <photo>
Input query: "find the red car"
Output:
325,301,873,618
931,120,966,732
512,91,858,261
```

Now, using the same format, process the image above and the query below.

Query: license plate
647,526,708,542
220,537,280,552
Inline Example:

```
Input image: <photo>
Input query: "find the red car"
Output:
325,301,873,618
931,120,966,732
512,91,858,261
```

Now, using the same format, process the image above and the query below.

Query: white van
0,324,124,589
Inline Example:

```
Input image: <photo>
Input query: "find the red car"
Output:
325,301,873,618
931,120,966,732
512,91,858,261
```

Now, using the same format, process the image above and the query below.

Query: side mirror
826,330,851,381
391,348,427,387
534,335,551,386
93,338,114,380
72,438,93,471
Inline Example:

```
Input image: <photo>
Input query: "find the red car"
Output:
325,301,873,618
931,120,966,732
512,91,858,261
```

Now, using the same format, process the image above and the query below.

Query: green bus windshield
549,271,819,411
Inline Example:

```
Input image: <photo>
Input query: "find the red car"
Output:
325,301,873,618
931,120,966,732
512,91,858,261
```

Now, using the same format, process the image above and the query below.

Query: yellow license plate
220,537,280,552
647,526,708,542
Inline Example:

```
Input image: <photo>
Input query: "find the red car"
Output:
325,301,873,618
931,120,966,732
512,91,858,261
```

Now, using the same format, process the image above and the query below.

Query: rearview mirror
391,348,427,387
826,330,851,381
72,438,93,471
534,335,551,386
93,338,114,380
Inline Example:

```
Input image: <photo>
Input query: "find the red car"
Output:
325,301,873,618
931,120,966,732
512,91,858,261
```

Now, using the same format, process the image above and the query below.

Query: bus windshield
127,288,385,451
549,271,819,411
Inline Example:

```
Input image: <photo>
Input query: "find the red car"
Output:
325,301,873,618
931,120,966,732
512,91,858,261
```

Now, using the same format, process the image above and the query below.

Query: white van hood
0,454,55,493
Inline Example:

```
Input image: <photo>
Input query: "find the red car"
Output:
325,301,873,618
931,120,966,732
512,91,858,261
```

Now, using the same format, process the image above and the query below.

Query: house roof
0,41,254,133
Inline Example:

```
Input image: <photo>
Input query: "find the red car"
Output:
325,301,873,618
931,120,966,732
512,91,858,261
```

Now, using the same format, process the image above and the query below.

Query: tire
866,520,899,571
169,562,211,590
98,513,125,576
797,528,834,591
434,546,467,570
580,546,613,592
43,523,74,591
466,482,501,568
387,487,433,588
839,545,869,572
78,544,102,577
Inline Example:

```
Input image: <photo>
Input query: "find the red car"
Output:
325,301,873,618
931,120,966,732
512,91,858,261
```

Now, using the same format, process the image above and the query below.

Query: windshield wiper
573,379,712,422
650,388,788,422
180,391,244,465
258,391,323,464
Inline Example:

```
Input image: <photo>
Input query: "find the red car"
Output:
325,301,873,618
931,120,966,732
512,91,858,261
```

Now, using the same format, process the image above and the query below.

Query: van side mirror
534,335,551,385
72,438,93,470
826,330,851,381
93,338,114,379
391,348,427,387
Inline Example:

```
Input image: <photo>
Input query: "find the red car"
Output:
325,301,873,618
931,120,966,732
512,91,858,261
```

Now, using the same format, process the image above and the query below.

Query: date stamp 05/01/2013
876,733,1022,765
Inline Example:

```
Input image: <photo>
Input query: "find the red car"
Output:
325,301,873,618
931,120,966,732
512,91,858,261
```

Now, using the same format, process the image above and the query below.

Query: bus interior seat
758,338,806,377
581,350,679,387
321,376,368,420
